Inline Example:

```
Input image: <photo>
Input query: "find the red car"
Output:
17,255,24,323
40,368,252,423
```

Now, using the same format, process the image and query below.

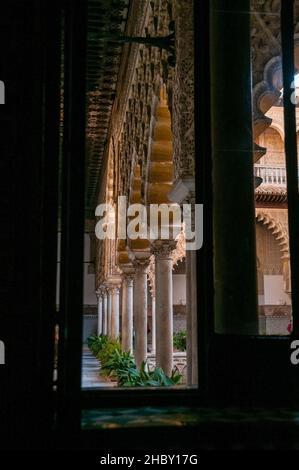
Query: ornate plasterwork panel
251,0,281,88
255,207,291,293
97,0,178,286
256,221,284,274
251,1,299,152
172,0,195,180
108,0,196,205
256,208,289,255
117,0,174,198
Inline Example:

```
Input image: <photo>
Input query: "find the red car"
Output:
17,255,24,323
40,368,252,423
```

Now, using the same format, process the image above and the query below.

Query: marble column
133,262,149,369
102,290,108,335
168,180,198,386
96,290,103,335
154,241,175,377
107,288,113,337
111,286,120,340
121,275,134,352
151,295,156,353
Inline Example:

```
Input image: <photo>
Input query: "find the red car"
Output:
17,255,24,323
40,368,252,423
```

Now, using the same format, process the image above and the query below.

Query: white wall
264,275,291,305
173,274,186,305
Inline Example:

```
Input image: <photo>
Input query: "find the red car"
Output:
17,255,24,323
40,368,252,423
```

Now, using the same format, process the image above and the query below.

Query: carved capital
133,258,151,275
152,240,177,259
111,286,120,295
122,272,134,285
101,289,108,299
95,289,101,299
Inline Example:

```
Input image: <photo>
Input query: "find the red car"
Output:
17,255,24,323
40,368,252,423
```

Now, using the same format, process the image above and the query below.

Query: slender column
121,275,134,352
154,241,175,377
96,290,103,335
111,286,120,339
133,262,149,369
102,290,108,335
107,288,113,337
210,0,258,334
151,296,156,353
169,181,198,386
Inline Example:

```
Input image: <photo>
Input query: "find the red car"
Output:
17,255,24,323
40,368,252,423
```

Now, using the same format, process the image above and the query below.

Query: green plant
97,338,121,375
121,361,182,387
117,364,140,386
101,348,135,379
88,334,182,387
87,334,108,356
173,330,187,352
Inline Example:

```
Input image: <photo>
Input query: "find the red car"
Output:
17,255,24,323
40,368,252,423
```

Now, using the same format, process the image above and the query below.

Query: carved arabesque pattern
172,0,195,180
96,0,196,286
256,209,289,252
251,1,299,155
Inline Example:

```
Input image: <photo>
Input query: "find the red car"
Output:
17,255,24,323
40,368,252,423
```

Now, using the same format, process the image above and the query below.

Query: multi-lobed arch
255,210,289,255
253,34,299,162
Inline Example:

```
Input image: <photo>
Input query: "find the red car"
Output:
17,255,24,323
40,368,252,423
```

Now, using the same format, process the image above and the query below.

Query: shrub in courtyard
105,355,183,387
173,330,187,352
96,338,121,375
101,348,135,379
120,361,182,387
87,334,108,356
88,334,182,387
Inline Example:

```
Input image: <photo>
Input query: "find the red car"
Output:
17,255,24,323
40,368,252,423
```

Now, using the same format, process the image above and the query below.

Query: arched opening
253,53,293,335
256,219,291,335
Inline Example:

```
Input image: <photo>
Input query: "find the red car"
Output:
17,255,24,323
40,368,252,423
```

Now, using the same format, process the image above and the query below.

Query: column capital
106,285,114,294
111,286,120,295
122,272,134,284
120,266,135,283
105,276,122,292
152,240,177,259
132,257,151,275
134,262,150,275
95,288,104,298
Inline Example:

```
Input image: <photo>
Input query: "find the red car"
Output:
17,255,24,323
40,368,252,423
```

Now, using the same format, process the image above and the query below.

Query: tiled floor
81,346,116,389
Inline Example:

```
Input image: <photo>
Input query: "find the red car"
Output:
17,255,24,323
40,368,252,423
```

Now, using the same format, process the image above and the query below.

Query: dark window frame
55,0,299,435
